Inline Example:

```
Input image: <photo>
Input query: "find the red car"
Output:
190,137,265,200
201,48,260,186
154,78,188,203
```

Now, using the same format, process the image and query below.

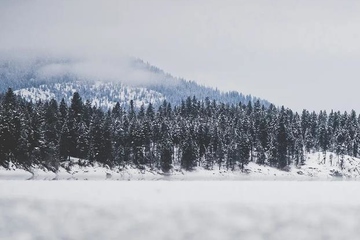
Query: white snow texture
1,181,360,240
1,152,360,239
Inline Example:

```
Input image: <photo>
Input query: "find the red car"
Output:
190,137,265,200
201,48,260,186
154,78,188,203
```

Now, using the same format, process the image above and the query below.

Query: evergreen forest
0,88,358,173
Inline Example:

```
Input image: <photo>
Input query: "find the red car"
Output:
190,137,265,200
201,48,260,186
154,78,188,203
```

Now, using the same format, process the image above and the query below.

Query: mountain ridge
0,55,271,109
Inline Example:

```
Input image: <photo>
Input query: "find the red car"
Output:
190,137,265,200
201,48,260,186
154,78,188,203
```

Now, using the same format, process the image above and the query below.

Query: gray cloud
15,56,177,87
0,50,177,88
1,0,360,112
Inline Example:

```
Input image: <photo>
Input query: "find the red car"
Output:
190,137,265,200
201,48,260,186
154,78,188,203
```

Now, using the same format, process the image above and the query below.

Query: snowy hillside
2,152,360,180
15,81,165,109
247,152,360,179
0,56,270,108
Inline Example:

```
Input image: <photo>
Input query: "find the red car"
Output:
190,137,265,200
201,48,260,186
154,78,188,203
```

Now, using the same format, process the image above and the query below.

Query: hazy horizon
1,0,360,113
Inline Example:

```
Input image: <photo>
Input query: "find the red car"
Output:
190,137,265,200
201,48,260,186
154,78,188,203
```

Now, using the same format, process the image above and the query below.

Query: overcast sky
1,0,360,112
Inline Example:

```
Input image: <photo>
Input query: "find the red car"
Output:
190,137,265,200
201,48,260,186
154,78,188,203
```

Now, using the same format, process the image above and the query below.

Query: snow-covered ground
1,181,360,240
1,152,360,180
2,152,360,239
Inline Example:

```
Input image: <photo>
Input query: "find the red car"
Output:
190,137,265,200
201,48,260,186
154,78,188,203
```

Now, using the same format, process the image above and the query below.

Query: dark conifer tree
112,102,122,120
146,102,155,121
181,134,197,170
59,120,71,162
277,107,288,169
159,121,173,172
238,132,251,170
128,100,136,120
43,99,60,169
292,113,305,166
0,88,21,167
99,113,113,166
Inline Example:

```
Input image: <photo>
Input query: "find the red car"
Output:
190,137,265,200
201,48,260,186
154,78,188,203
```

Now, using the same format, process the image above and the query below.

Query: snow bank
2,152,360,180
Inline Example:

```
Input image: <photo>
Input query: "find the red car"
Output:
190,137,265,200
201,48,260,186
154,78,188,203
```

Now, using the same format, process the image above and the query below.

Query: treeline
0,88,359,172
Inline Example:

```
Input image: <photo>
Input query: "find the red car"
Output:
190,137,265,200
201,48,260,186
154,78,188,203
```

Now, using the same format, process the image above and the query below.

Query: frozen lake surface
1,181,360,240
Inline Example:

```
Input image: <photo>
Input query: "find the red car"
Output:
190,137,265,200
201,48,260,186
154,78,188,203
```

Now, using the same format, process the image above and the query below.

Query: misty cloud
67,58,176,86
37,63,71,78
5,54,179,87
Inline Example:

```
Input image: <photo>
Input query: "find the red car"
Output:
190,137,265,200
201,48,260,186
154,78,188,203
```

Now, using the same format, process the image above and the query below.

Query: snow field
1,181,360,240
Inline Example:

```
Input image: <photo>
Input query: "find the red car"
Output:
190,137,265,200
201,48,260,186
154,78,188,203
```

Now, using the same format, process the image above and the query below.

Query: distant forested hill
0,56,270,109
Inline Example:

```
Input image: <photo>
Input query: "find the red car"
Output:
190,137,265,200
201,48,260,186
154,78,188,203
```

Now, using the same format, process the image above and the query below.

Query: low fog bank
0,50,180,88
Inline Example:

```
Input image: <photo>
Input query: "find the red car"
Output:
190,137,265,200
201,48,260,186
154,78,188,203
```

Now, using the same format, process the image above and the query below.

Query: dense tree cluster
0,88,359,172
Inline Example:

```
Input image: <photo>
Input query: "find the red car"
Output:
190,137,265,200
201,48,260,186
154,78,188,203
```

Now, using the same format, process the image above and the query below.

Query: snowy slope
1,56,270,109
247,152,360,179
14,81,165,109
2,152,360,180
295,152,360,178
